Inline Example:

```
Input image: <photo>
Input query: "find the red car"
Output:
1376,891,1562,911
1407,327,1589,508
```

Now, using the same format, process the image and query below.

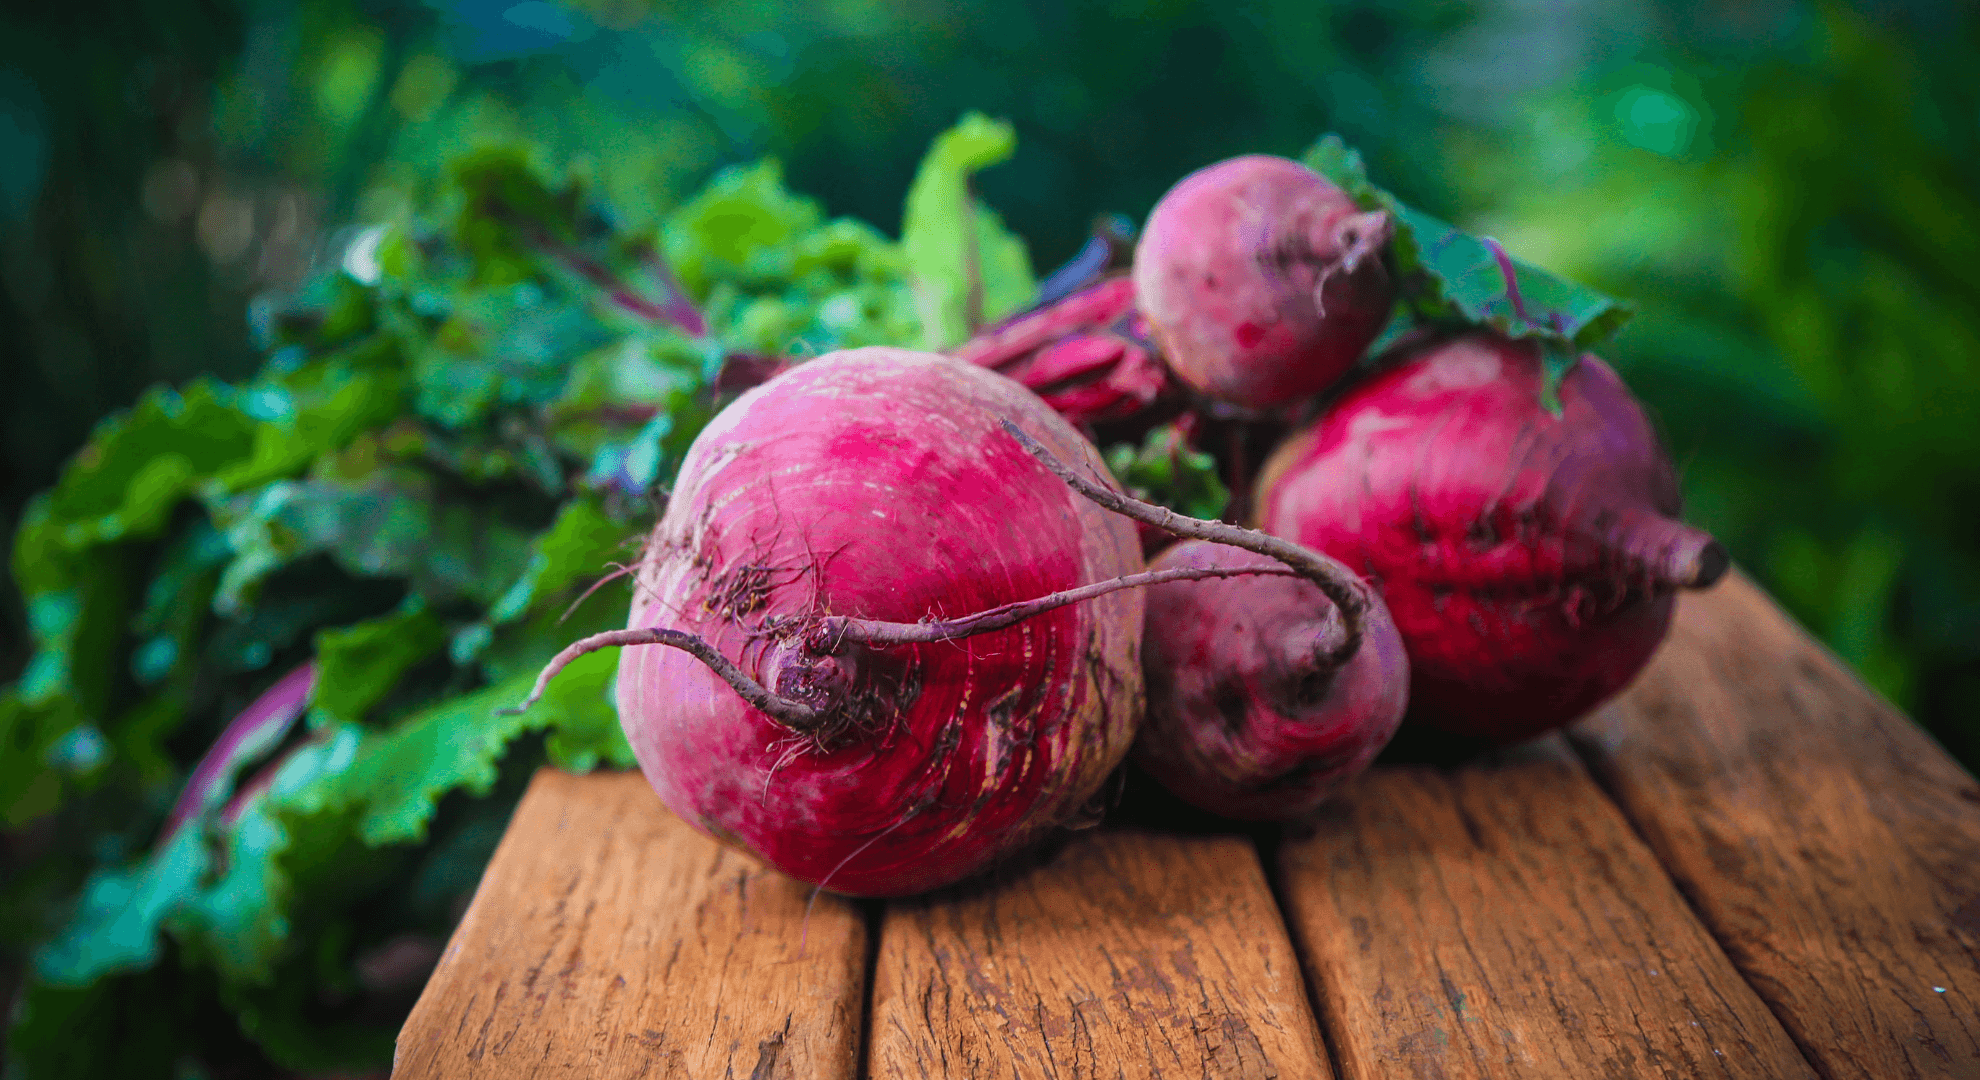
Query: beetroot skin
1136,540,1408,820
1254,332,1728,742
616,348,1145,896
1133,155,1394,409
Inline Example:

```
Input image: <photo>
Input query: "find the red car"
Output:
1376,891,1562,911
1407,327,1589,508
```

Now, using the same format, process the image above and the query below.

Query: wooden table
393,574,1980,1079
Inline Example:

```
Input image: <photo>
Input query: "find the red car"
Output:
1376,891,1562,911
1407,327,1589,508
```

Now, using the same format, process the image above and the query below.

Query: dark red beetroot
598,349,1149,897
1136,540,1408,820
1254,331,1728,742
1133,155,1394,410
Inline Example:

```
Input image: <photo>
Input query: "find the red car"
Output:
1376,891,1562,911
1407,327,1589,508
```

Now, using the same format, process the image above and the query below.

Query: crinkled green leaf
455,147,712,341
5,359,403,824
213,368,408,492
16,381,254,588
308,648,618,848
10,381,249,721
450,145,583,288
483,495,634,628
903,113,1036,349
1390,202,1635,349
117,522,232,787
667,158,824,295
174,725,365,984
1104,423,1231,521
550,337,711,494
6,131,936,1069
32,825,208,986
131,519,230,670
310,604,448,727
4,557,130,824
1303,133,1633,407
411,284,612,430
208,467,534,614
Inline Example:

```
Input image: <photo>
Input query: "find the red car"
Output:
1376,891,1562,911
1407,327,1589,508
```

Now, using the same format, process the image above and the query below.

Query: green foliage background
3,0,1977,1074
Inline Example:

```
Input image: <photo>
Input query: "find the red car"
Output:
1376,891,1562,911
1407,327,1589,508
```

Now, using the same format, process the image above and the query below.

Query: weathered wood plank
393,769,868,1080
1279,734,1815,1080
870,828,1331,1079
1572,572,1980,1079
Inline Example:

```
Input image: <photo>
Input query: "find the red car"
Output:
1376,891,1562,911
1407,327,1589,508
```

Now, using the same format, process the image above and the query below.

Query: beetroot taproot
1135,540,1408,820
1133,154,1394,409
1254,331,1727,742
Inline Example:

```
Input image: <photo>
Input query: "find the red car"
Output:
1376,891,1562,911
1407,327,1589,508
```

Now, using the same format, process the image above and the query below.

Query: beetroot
1135,541,1408,820
1133,155,1394,409
596,349,1148,896
1254,331,1728,742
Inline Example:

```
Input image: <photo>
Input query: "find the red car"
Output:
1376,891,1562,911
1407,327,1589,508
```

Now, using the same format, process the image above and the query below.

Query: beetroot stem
499,627,823,731
825,564,1298,645
999,418,1372,666
1480,237,1531,325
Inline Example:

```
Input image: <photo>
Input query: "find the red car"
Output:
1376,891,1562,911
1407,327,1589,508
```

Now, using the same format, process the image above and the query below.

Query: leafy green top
1303,134,1633,410
2,124,952,1072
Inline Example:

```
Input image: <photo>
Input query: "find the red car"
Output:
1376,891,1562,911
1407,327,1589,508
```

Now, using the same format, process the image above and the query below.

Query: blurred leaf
1105,424,1230,521
668,158,822,296
304,648,619,849
207,466,536,615
484,495,633,627
410,283,611,430
11,381,255,712
903,112,1037,349
311,604,448,726
32,826,208,986
4,957,225,1079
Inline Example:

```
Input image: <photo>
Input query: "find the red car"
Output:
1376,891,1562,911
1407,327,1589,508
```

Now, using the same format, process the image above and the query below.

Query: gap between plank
1255,828,1353,1080
1562,729,1829,1078
856,899,882,1080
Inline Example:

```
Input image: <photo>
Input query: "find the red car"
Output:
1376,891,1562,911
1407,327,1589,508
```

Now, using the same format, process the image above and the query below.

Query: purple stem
163,662,316,838
1479,236,1531,325
999,419,1371,666
824,564,1298,646
636,242,710,338
522,223,708,336
1037,229,1116,307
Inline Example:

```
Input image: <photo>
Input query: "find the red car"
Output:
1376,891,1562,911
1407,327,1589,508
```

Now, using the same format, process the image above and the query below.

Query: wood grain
393,768,868,1080
1572,571,1980,1079
1279,734,1816,1080
869,828,1331,1079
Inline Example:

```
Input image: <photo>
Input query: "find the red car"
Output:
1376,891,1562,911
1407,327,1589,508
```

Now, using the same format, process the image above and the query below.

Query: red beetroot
1134,155,1394,409
1136,540,1408,820
598,349,1148,896
1254,331,1728,742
